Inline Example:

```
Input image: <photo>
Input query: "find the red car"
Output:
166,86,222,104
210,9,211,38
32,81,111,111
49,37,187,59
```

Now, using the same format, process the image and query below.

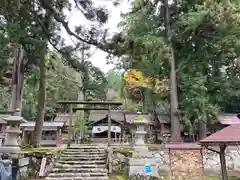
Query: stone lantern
132,115,150,156
0,109,24,153
129,114,159,177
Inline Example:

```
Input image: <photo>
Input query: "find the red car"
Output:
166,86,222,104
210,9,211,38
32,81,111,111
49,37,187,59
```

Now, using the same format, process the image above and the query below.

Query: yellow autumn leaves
124,69,169,93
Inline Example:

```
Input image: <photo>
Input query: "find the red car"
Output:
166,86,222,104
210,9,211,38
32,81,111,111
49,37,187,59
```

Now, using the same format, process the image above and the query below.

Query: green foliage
115,0,240,135
106,69,141,111
0,0,117,120
22,147,64,153
114,148,133,157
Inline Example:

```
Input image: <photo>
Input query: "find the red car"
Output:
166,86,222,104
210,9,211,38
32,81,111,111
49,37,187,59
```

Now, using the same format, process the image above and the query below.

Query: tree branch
40,0,108,51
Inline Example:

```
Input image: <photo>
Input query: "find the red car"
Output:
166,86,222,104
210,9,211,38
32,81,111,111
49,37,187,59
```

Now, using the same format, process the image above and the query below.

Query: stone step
68,146,106,150
62,151,106,155
46,176,109,180
55,164,106,169
48,172,108,177
59,156,106,161
51,167,108,173
65,149,106,153
67,146,106,149
57,160,105,164
61,154,106,158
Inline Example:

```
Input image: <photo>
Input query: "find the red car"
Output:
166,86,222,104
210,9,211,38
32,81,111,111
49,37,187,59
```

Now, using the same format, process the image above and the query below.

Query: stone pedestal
129,115,159,177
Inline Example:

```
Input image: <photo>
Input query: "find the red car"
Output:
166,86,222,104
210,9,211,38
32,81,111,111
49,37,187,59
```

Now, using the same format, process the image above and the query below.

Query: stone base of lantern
129,158,159,177
129,134,159,177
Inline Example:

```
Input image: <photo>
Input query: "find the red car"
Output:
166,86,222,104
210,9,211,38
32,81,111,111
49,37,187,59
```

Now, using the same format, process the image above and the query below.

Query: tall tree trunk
32,49,46,147
32,0,52,147
142,88,151,113
164,0,182,142
9,47,26,113
78,45,85,141
199,115,207,140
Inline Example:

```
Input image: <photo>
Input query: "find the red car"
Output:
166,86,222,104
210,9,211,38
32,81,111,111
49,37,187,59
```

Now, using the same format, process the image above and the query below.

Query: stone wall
26,152,58,177
153,148,240,176
114,147,240,178
204,148,240,176
112,150,127,173
169,149,203,180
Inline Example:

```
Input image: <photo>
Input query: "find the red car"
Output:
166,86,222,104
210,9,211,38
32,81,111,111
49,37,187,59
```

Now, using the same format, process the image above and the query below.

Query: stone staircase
46,145,109,180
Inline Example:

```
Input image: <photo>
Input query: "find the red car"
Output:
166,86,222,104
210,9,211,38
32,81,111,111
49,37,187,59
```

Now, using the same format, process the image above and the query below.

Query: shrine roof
200,124,240,145
125,113,152,124
89,110,125,122
20,121,64,127
53,113,77,126
218,113,240,125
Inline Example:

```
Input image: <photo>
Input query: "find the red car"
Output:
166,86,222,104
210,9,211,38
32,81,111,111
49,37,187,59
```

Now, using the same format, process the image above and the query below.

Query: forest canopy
0,0,239,146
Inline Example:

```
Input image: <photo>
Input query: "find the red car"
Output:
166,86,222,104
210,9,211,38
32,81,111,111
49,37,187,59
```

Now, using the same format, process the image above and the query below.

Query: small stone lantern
0,109,24,153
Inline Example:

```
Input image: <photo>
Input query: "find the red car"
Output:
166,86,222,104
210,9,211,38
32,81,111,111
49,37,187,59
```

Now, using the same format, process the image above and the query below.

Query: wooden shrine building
89,110,124,142
20,121,64,147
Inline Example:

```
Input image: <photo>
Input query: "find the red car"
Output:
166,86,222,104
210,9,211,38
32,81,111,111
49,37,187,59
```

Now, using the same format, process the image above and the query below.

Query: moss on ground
109,174,128,180
113,147,133,157
22,147,64,153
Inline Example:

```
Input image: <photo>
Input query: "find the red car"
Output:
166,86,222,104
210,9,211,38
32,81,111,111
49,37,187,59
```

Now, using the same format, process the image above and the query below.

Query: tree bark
199,115,207,140
142,88,151,113
32,0,52,147
77,44,86,142
76,72,85,142
32,49,46,147
164,0,182,142
9,47,26,113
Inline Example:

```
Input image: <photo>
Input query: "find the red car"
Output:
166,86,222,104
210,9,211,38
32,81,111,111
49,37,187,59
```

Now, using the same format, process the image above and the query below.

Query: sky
62,0,131,73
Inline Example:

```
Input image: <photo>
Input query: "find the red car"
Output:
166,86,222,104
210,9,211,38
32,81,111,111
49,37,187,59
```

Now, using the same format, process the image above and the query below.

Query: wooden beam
107,104,112,174
57,100,122,106
205,146,220,154
108,104,111,147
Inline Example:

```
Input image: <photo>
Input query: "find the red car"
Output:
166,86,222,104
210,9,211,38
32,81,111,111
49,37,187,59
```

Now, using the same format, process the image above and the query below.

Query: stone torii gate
57,100,122,173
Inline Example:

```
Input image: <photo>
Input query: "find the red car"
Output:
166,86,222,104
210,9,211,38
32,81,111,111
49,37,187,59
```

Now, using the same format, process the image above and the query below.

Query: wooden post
108,105,111,146
122,128,125,143
219,145,228,180
68,104,73,148
107,104,112,173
